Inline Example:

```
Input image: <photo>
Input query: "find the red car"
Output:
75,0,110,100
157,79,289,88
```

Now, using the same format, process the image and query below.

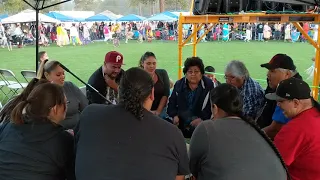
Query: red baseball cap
104,51,124,65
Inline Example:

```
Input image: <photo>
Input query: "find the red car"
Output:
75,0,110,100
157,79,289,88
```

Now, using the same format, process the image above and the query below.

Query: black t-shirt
98,25,104,32
75,104,190,180
257,24,263,33
151,80,164,111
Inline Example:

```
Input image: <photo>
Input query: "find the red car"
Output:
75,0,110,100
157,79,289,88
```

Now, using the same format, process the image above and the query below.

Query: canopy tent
46,12,75,22
100,10,121,20
161,11,179,19
85,14,115,21
117,14,145,21
0,14,8,20
1,9,60,24
147,13,177,21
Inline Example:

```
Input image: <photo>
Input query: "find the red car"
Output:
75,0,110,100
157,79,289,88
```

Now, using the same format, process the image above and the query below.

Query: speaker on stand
207,0,224,14
193,0,210,15
222,0,241,13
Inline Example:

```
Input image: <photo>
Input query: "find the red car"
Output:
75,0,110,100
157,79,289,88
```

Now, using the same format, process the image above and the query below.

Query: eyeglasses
224,75,236,80
187,70,201,75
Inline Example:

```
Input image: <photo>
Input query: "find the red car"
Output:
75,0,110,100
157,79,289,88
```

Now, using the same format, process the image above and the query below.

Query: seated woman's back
0,121,73,180
0,83,75,180
189,83,288,180
191,119,286,180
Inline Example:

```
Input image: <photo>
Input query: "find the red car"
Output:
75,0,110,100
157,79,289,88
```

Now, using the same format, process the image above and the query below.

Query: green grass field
0,40,315,103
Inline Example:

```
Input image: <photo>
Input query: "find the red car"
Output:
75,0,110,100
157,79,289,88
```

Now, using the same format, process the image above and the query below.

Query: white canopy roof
1,9,60,24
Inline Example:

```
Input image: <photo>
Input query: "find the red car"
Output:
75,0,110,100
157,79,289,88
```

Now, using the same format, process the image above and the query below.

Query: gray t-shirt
60,81,88,129
189,118,287,180
75,104,190,180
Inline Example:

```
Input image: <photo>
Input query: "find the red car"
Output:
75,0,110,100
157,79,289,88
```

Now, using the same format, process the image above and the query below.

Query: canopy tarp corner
46,12,75,22
85,14,115,21
117,14,145,21
147,13,177,21
1,9,60,24
0,14,9,20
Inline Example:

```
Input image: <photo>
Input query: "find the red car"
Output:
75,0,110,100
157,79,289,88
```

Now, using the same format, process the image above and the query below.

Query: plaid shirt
239,77,265,119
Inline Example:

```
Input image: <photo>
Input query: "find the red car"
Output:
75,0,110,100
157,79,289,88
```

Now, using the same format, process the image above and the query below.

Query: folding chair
0,73,17,102
21,70,36,83
0,69,28,99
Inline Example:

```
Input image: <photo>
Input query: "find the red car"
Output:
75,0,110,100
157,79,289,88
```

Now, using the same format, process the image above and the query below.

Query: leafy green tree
0,0,25,14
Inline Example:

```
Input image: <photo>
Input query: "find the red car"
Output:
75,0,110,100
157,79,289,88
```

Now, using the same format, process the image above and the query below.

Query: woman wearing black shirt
139,51,170,116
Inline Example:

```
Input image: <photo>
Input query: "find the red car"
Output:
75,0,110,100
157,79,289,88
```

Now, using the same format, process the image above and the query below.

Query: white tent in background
147,14,177,21
100,10,123,20
1,9,60,24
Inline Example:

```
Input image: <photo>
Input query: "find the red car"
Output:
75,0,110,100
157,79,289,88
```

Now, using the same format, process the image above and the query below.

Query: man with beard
87,51,125,105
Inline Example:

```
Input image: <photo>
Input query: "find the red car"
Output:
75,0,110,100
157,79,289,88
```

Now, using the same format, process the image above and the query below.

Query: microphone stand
60,64,112,105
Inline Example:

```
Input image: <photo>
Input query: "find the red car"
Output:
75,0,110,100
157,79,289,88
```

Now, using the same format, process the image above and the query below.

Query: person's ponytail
119,67,154,121
238,114,291,180
10,101,29,124
37,59,48,79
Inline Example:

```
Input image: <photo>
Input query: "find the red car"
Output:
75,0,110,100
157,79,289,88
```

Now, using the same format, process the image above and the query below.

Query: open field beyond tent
0,40,315,103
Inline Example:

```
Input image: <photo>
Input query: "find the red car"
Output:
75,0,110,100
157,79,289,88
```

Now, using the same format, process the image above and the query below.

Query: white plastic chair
21,70,36,82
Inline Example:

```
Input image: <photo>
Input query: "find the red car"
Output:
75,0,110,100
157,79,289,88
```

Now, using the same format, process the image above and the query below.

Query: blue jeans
258,33,263,41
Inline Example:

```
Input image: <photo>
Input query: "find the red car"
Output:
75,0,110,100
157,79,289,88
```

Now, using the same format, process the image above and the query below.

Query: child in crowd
112,33,120,47
205,66,221,88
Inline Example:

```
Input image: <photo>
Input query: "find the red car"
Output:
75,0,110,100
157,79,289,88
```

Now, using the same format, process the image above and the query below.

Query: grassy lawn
0,40,315,103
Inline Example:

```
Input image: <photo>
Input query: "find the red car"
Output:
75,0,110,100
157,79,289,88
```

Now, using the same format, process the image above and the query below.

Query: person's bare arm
263,121,285,140
175,175,185,180
155,96,168,115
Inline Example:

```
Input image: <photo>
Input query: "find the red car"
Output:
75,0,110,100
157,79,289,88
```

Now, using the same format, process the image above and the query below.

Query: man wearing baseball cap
266,78,320,180
87,51,125,104
256,54,302,139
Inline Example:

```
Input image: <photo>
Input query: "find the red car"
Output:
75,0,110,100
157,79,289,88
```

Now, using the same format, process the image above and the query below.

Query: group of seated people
0,51,319,180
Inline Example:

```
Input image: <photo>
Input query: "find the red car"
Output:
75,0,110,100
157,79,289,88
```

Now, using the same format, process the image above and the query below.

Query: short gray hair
225,60,250,79
278,68,297,77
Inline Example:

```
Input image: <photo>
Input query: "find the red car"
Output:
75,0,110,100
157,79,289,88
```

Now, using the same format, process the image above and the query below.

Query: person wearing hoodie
0,83,75,180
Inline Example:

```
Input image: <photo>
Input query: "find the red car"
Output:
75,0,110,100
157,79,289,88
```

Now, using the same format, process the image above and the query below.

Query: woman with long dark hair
75,67,189,180
189,83,288,180
139,51,170,117
37,60,88,129
0,78,49,124
0,83,75,180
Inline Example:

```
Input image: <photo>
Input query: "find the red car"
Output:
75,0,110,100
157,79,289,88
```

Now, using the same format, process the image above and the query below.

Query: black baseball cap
265,78,311,101
260,54,296,70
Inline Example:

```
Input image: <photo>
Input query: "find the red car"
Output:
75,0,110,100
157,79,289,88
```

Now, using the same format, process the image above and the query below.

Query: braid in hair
121,83,144,120
119,67,153,121
239,114,291,180
211,83,290,179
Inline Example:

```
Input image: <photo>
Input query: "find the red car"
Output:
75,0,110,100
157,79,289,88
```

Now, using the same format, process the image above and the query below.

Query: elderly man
224,60,265,119
266,78,320,180
87,51,125,105
258,54,302,139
